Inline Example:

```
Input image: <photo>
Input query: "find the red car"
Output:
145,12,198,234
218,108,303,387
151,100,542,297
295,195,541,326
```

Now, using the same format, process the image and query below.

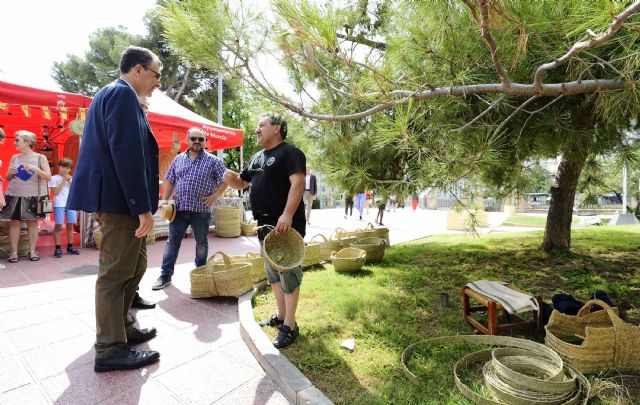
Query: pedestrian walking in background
344,192,353,218
302,169,317,224
411,193,419,212
354,192,366,220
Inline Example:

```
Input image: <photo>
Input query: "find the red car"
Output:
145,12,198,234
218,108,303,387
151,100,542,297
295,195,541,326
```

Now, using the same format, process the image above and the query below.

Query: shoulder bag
37,155,53,214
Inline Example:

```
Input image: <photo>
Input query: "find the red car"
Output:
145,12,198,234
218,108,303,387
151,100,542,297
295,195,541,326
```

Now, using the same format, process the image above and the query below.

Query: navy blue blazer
67,79,159,216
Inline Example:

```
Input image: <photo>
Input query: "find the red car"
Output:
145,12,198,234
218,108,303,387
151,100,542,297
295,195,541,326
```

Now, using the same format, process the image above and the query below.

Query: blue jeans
160,211,211,279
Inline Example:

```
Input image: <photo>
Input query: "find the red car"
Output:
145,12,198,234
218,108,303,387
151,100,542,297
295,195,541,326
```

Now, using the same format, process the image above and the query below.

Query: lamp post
217,72,223,160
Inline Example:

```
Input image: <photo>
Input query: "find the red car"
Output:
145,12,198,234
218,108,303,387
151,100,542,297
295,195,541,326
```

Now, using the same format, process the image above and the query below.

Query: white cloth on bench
466,280,538,314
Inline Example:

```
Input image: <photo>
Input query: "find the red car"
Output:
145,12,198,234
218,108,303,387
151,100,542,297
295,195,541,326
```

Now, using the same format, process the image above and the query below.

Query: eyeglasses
190,137,205,142
143,66,161,80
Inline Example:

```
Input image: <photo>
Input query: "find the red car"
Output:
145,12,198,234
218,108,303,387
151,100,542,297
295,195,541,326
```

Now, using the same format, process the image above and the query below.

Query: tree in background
160,0,640,253
50,2,258,156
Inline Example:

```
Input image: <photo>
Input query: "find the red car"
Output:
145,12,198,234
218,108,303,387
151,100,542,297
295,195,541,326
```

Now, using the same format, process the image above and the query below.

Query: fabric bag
36,155,53,214
0,176,5,208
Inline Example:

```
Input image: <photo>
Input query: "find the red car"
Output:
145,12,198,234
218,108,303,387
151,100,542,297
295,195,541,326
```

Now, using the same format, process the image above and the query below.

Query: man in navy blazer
68,46,162,372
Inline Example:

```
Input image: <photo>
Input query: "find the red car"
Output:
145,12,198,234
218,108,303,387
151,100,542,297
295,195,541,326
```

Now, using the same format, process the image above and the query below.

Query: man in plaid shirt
152,128,227,290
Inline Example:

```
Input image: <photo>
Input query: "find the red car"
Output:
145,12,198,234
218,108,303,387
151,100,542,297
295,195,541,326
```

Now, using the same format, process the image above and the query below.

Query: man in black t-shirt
223,113,305,349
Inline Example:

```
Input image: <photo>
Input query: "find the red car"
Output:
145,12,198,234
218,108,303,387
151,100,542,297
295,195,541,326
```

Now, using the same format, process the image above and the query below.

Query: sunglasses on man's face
190,137,205,142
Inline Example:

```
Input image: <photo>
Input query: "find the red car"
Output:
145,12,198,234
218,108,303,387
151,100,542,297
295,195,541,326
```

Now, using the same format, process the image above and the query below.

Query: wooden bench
461,285,542,335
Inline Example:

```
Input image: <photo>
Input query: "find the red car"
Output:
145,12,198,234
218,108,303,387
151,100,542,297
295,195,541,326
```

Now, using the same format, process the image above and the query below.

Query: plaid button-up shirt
165,151,226,213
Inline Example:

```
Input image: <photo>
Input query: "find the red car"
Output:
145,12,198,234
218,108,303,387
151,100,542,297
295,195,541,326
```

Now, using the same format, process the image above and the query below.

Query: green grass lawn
253,226,640,404
502,214,581,227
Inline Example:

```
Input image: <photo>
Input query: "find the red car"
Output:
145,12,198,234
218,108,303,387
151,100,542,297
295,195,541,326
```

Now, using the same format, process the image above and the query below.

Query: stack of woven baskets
189,251,254,298
545,299,640,373
215,206,242,237
334,228,356,248
240,220,257,236
214,198,244,238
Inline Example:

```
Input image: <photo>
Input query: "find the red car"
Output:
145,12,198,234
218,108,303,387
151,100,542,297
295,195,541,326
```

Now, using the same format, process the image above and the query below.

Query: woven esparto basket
213,251,265,283
351,236,387,263
189,264,218,298
310,234,340,262
545,299,640,373
301,242,321,268
352,223,378,240
215,206,242,238
262,226,305,272
333,228,356,248
207,251,253,297
241,220,257,236
366,222,390,245
330,247,367,272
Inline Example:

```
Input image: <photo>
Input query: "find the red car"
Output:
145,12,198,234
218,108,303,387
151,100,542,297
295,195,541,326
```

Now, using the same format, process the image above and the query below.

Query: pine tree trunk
541,153,587,253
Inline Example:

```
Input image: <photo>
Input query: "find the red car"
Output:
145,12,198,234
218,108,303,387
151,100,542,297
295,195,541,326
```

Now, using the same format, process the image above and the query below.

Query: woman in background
0,130,52,262
354,192,366,220
0,129,5,270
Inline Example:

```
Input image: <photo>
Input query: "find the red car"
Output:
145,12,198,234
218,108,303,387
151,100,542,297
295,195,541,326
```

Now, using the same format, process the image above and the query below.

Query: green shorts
260,240,303,293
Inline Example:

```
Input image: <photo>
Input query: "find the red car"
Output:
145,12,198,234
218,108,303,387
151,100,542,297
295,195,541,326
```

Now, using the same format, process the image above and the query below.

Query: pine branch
336,32,387,51
534,0,640,88
455,95,506,132
476,0,510,86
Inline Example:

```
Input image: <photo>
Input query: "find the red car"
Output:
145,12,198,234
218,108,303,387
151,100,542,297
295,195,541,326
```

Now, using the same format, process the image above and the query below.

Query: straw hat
159,201,177,223
69,119,85,136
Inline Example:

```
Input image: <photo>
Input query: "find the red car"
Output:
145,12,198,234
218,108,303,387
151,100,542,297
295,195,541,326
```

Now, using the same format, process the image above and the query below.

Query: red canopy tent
0,80,243,183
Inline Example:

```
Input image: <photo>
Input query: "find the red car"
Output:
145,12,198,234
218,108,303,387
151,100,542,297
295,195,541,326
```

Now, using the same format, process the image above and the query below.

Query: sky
0,0,157,91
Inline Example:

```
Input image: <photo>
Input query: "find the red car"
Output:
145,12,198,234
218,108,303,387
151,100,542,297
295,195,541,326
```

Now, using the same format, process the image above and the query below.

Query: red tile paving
0,228,290,405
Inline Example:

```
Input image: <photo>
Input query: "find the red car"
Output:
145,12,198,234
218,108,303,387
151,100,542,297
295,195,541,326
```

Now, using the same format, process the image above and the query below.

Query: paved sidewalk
0,207,520,405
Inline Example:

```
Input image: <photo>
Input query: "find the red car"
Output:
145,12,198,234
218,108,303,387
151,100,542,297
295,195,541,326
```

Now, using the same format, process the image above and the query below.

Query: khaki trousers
93,212,147,358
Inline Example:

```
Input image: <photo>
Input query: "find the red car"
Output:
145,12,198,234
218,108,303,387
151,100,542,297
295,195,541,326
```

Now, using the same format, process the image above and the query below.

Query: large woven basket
310,234,340,262
215,206,242,238
189,265,218,298
207,251,253,297
241,220,257,236
545,299,640,373
351,236,386,263
301,242,321,268
213,251,266,283
262,226,305,272
330,247,367,272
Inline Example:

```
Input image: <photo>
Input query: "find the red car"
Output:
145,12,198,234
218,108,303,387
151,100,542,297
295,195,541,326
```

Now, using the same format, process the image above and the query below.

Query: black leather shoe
132,294,156,309
94,346,160,372
127,327,157,345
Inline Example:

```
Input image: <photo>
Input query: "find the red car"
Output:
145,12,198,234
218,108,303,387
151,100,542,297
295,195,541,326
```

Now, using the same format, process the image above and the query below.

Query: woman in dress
0,130,52,262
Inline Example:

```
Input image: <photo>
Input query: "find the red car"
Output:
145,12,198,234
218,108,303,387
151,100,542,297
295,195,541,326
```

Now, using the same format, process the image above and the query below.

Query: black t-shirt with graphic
240,142,306,239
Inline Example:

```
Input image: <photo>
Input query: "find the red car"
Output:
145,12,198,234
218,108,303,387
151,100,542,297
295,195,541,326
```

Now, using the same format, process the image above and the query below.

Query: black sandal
28,251,40,261
8,253,19,263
